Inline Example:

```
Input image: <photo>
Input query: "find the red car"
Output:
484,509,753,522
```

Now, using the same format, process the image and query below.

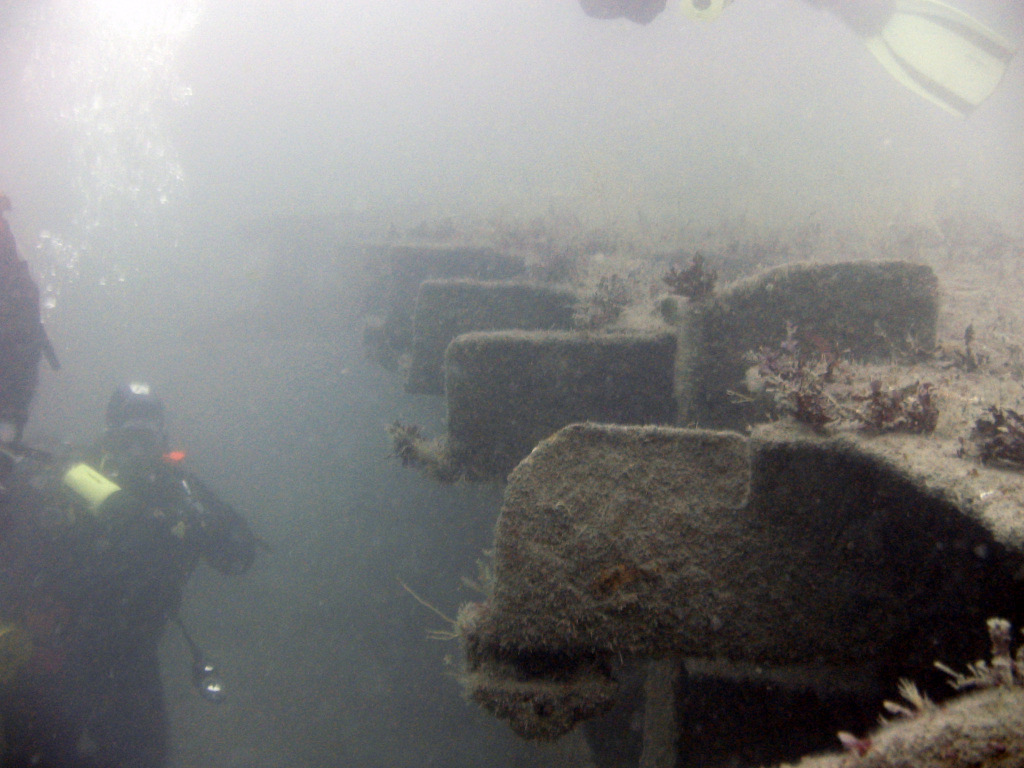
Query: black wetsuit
0,451,257,768
0,214,43,441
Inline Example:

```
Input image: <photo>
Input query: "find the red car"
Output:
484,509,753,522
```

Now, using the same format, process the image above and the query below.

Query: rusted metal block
445,331,677,479
406,280,576,395
681,261,939,426
460,422,1024,740
362,244,525,370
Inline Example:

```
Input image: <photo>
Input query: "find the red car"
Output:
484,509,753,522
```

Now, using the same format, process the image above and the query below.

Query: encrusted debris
790,618,1024,768
970,407,1024,469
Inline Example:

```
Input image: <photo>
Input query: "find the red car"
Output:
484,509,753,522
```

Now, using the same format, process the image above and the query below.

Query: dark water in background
2,0,1023,765
159,334,523,767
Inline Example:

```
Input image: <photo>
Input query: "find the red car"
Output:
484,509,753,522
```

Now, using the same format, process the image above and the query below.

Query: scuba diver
578,0,1017,118
0,382,259,767
0,193,58,447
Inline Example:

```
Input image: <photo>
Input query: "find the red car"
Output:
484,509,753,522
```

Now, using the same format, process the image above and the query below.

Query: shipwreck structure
369,244,1024,767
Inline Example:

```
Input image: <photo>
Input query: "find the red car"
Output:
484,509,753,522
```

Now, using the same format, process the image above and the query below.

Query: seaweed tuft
662,252,717,301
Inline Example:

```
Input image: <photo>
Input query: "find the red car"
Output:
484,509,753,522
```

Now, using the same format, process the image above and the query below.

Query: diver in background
0,382,258,767
578,0,1016,118
0,193,57,447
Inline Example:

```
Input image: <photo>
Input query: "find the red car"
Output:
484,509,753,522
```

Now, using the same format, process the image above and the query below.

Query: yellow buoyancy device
61,462,123,515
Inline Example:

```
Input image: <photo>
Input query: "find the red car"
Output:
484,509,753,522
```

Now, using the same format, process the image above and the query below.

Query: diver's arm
184,473,259,575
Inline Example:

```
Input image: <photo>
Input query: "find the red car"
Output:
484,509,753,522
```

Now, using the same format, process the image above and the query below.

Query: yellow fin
864,0,1016,117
